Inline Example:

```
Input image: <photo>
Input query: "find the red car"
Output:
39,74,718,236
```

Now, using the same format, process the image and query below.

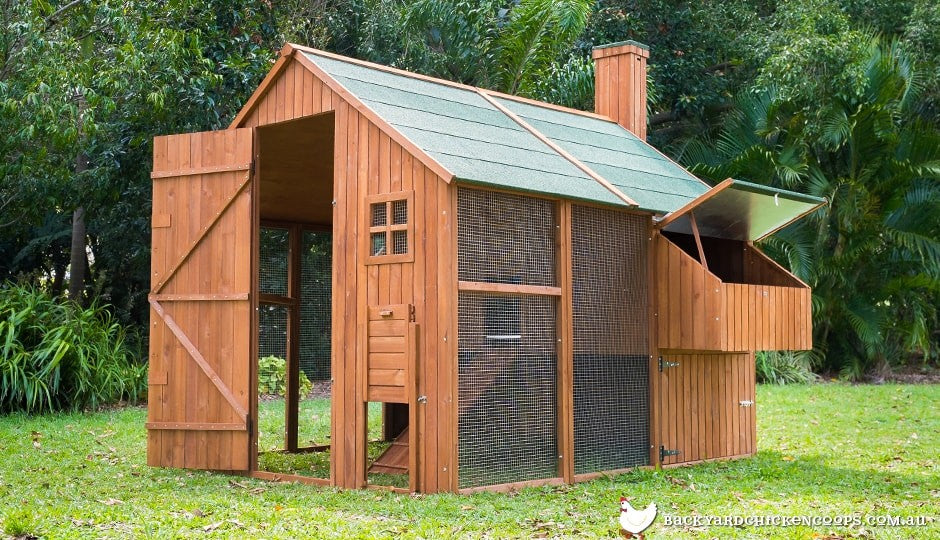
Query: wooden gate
147,129,255,471
653,353,756,466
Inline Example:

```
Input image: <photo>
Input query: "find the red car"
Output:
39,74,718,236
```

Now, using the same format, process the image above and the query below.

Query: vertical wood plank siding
654,234,811,352
654,353,756,465
148,129,253,471
235,56,456,492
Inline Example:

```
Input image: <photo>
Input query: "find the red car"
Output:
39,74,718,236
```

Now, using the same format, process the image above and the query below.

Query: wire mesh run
457,292,558,488
571,205,650,474
456,188,560,488
457,188,557,286
259,227,289,296
300,231,332,382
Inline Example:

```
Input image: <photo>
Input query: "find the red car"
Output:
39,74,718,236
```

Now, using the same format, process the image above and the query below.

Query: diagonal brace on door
151,172,251,294
150,299,248,424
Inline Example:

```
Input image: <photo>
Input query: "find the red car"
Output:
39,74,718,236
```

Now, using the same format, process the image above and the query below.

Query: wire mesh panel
457,188,556,286
300,231,332,382
571,205,650,474
456,187,559,488
260,227,289,296
258,304,288,371
457,292,558,488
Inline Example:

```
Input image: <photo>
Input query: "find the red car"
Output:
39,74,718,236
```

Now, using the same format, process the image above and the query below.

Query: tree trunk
51,260,66,297
68,205,86,303
69,96,88,304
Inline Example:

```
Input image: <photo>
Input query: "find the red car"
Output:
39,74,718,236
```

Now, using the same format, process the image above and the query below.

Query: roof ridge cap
290,44,614,122
474,89,638,207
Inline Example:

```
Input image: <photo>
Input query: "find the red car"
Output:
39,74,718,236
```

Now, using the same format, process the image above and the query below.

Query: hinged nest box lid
656,178,826,241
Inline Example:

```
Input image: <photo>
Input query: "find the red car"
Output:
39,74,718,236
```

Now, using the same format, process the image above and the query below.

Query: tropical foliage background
1,0,937,398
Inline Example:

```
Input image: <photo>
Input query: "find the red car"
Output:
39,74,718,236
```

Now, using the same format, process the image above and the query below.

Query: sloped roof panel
493,97,710,212
304,51,626,205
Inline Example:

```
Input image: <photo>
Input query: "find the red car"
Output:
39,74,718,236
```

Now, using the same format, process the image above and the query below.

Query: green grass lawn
0,384,937,539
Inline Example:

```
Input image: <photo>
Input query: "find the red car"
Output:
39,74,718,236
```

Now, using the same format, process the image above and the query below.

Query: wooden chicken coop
146,40,825,493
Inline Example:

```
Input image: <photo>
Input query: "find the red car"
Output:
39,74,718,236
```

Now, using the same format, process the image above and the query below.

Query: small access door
147,128,255,471
654,353,756,466
364,304,418,491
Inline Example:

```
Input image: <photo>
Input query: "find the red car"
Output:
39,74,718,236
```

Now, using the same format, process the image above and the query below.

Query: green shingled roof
302,50,710,213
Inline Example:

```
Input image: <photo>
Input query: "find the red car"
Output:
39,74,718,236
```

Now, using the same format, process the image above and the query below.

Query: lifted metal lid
656,178,826,241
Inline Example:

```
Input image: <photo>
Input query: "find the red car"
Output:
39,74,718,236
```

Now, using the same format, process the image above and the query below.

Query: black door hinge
659,445,681,462
658,356,680,371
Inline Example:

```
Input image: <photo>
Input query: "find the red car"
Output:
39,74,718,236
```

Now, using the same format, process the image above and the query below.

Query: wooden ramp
368,427,409,475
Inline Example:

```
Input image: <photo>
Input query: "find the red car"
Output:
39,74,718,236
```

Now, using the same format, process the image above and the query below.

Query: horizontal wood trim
368,336,407,354
148,293,249,302
152,213,171,228
458,281,562,297
259,293,296,306
368,319,407,337
659,452,754,469
364,252,414,265
367,223,408,233
368,352,406,370
572,466,644,483
151,163,252,179
569,452,755,484
148,371,168,386
458,477,565,494
658,348,748,355
367,385,407,403
365,190,415,205
145,422,246,431
367,304,411,321
249,470,331,486
368,368,406,387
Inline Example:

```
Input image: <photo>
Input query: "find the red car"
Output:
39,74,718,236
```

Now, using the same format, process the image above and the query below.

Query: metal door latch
739,400,754,407
658,356,680,371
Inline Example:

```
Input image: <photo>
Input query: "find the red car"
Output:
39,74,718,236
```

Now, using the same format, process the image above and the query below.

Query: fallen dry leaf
98,498,123,506
203,522,224,532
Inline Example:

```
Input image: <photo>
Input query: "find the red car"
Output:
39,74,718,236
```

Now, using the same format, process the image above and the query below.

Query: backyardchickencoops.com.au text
662,514,932,528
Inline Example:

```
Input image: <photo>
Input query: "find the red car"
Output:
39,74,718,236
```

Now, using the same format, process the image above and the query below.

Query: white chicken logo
619,497,657,538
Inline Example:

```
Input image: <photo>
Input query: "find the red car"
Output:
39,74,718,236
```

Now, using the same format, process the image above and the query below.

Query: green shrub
0,283,146,413
258,355,312,397
756,351,818,385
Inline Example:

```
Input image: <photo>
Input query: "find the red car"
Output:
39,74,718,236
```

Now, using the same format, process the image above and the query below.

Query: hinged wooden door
363,304,418,490
653,353,756,466
147,129,254,471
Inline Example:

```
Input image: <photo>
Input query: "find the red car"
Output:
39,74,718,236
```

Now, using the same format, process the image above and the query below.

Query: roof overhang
655,178,826,241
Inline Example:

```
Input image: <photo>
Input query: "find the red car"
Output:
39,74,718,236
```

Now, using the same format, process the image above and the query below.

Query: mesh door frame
258,222,333,454
456,187,566,490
